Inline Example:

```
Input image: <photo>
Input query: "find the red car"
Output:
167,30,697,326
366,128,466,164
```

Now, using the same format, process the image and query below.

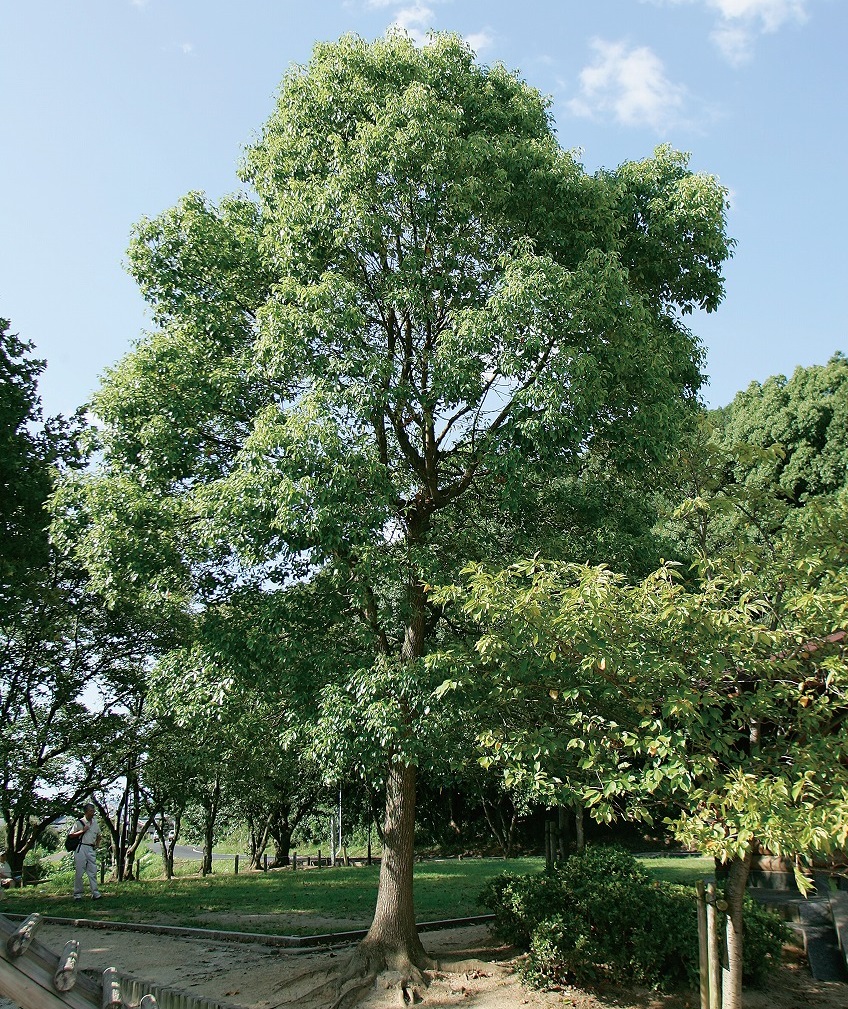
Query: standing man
69,803,102,900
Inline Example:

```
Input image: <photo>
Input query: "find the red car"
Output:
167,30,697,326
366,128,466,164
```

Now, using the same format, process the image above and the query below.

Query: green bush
21,847,51,884
479,845,785,992
740,895,789,987
38,828,61,854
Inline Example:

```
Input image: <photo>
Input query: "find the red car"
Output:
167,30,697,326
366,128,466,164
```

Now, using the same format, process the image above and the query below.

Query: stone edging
1,912,495,950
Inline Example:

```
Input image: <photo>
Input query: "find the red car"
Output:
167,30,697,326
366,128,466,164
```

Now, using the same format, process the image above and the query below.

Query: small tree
437,499,848,1007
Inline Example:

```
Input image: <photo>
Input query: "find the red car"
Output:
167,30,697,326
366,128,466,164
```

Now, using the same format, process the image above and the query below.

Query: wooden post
317,849,322,869
696,881,709,1009
367,822,372,865
343,845,350,866
6,913,43,957
54,939,81,991
234,854,239,875
102,967,122,1009
100,856,106,885
292,851,297,871
706,882,722,1009
544,819,553,870
263,853,268,872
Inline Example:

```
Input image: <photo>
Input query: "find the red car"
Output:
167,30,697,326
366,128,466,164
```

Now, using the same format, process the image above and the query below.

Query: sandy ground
5,920,840,1009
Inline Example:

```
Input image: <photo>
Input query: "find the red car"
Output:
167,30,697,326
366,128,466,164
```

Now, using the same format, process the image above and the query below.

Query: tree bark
341,507,435,991
357,759,432,972
481,794,517,859
272,824,293,866
574,803,585,852
202,777,221,876
722,849,753,1009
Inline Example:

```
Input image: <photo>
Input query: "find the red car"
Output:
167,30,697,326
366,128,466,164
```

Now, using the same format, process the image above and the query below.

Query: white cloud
464,29,494,54
708,0,808,31
710,0,809,62
646,0,810,63
387,3,435,45
567,39,688,131
367,1,491,54
710,22,755,62
180,42,195,55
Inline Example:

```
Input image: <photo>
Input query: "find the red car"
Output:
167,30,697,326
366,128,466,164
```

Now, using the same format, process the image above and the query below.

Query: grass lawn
2,854,713,936
3,858,539,935
641,855,715,885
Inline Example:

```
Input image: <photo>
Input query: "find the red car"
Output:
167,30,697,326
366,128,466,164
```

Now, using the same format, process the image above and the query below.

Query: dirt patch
19,923,845,1009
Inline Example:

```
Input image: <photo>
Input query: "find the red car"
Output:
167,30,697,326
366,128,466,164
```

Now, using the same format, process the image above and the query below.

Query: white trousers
73,845,100,897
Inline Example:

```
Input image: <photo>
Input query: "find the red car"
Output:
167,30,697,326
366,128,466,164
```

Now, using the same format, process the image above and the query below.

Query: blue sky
2,0,845,418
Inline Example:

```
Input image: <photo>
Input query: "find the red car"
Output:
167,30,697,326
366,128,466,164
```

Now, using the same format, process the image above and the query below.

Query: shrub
740,895,788,986
21,846,51,884
38,827,61,854
479,845,785,992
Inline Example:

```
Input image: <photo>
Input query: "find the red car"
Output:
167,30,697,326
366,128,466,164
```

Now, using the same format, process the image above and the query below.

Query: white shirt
75,817,101,846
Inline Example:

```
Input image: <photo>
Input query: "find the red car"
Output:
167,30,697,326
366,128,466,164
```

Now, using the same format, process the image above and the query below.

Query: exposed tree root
330,939,438,1009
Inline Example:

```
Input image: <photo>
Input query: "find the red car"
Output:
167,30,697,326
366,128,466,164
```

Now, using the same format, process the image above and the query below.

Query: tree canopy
714,352,848,510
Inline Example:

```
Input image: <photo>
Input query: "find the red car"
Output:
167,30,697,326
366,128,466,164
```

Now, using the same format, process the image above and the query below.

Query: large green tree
661,354,848,567
73,32,731,987
716,352,848,506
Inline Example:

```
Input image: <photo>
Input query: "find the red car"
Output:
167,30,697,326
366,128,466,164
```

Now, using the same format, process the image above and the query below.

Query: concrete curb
1,912,496,950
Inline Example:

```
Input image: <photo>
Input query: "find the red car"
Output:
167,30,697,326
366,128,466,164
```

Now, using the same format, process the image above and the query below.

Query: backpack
64,821,83,852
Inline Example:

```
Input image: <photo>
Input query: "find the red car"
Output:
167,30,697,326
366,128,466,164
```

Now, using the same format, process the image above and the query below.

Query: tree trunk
202,778,221,876
162,813,180,880
273,824,293,866
339,513,434,998
356,759,432,973
481,794,517,859
574,803,585,852
557,805,567,862
722,849,753,1009
247,813,271,869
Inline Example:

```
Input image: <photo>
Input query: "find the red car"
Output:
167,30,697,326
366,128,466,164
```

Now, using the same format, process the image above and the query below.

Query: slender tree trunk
202,778,221,876
557,805,567,862
163,813,180,880
481,795,517,859
574,803,585,852
722,849,753,1009
250,819,272,870
203,816,214,876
